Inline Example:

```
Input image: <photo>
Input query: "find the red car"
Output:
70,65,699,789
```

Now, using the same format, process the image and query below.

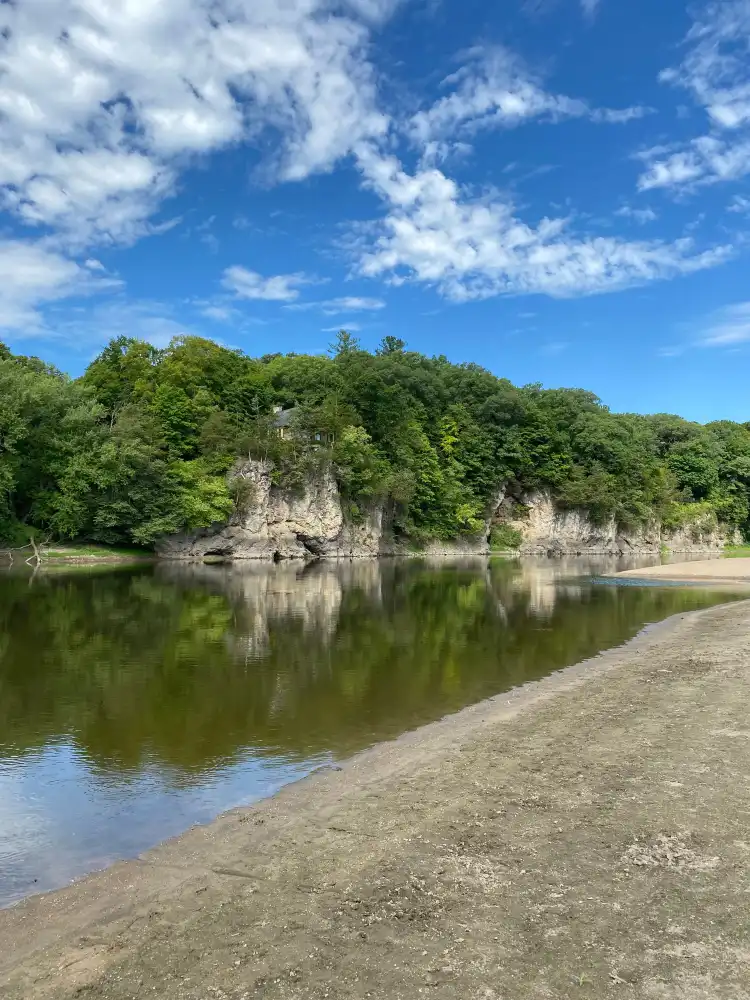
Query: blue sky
1,0,749,421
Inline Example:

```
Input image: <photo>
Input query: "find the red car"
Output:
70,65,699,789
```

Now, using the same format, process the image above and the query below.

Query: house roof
273,406,299,428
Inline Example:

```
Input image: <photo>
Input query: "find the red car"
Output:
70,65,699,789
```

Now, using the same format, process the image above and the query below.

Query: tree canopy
1,333,748,548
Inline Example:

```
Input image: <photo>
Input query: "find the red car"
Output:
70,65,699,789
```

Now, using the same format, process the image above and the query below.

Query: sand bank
615,556,750,584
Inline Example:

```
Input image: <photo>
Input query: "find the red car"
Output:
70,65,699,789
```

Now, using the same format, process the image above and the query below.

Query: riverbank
615,556,750,584
3,599,750,998
0,544,155,565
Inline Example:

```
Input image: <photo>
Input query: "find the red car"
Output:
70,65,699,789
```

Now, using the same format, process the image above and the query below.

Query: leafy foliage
1,334,749,548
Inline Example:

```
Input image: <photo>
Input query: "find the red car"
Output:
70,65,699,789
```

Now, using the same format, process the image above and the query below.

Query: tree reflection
0,560,740,775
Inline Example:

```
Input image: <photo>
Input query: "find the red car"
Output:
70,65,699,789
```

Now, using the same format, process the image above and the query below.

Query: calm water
0,557,742,908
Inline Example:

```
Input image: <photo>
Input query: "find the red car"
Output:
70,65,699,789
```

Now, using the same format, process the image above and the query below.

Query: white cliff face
503,491,735,556
157,465,736,561
157,459,384,560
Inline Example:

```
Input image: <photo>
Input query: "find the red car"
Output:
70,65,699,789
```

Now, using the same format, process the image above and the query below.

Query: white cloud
697,301,750,347
641,0,750,190
0,0,395,334
0,0,389,249
729,194,750,213
592,106,650,124
0,240,118,333
322,322,362,331
658,345,685,358
410,47,649,146
200,305,235,322
221,267,314,302
354,145,730,300
581,0,601,14
289,296,386,314
539,340,569,355
343,0,403,21
0,0,736,333
615,205,658,224
638,136,750,191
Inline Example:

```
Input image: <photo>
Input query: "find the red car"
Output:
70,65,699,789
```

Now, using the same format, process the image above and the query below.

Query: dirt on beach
2,600,750,1000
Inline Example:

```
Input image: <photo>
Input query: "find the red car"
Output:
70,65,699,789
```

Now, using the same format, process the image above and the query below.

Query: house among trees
272,405,298,440
273,405,331,445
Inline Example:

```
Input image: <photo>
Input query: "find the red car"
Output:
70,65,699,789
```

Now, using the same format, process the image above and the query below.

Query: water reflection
0,556,741,907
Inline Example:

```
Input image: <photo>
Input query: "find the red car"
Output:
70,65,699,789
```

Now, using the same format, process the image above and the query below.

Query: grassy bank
724,544,750,558
1,543,155,565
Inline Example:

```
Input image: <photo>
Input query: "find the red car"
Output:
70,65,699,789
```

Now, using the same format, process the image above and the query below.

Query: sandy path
615,556,750,583
2,601,750,999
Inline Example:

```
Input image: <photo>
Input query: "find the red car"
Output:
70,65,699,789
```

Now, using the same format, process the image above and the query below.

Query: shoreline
612,555,750,585
0,545,738,569
0,549,156,566
2,598,750,997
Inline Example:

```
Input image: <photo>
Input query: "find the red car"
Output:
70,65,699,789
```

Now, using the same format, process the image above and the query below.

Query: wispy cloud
354,145,731,301
539,340,569,355
639,0,750,191
322,322,362,332
221,267,316,303
697,302,750,347
0,241,121,334
662,300,750,355
615,205,659,224
199,305,238,323
729,194,750,214
288,296,386,314
410,47,649,149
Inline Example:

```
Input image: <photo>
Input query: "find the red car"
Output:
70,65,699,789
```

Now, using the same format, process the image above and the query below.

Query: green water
0,557,742,907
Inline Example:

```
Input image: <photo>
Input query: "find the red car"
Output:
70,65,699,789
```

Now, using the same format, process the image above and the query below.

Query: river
0,556,743,908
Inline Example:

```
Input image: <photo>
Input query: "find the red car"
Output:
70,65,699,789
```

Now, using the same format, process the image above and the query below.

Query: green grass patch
724,545,750,559
40,544,155,561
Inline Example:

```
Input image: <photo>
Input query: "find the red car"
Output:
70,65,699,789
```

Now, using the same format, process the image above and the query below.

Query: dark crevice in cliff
296,534,324,560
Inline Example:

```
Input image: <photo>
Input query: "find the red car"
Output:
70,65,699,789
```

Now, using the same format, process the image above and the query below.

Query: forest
1,332,749,548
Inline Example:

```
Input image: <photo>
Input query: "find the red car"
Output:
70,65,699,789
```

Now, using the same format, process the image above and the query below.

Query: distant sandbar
615,556,750,584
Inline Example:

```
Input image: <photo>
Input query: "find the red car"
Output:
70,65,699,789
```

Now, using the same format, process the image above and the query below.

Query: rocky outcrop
158,462,738,561
497,490,738,557
158,459,493,561
157,459,385,560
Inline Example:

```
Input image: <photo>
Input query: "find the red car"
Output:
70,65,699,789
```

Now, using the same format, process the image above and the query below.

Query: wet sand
2,600,750,999
615,556,750,584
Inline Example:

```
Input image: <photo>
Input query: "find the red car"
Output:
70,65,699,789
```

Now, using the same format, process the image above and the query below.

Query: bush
489,524,524,550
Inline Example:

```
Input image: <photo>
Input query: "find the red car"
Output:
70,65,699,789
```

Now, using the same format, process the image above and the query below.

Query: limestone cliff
157,459,384,560
158,458,492,561
497,490,737,557
158,461,736,561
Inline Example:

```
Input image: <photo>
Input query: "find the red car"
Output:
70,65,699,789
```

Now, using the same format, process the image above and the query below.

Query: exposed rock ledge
501,491,738,557
158,460,492,561
157,460,736,560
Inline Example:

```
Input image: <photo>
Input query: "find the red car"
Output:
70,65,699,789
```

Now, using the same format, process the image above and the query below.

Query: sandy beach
2,599,750,999
615,556,750,584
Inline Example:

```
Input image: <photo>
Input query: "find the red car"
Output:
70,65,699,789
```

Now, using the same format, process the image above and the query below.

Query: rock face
157,460,385,560
158,463,737,561
499,490,737,557
158,459,493,561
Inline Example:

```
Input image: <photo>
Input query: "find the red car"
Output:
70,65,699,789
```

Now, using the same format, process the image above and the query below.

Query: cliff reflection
0,558,738,776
